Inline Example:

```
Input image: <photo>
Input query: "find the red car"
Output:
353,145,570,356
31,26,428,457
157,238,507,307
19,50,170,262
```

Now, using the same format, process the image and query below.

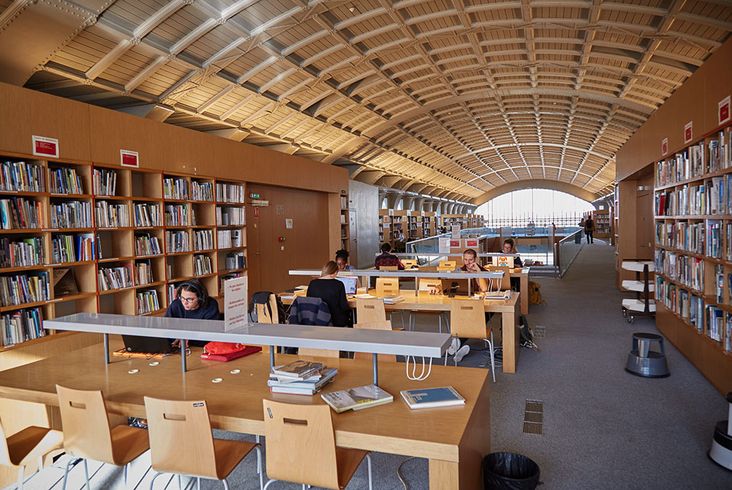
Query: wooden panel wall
246,184,331,294
616,38,732,180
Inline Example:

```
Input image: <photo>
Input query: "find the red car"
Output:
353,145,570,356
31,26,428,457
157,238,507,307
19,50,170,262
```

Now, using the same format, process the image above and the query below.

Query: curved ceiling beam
473,180,597,206
363,87,651,137
452,142,614,162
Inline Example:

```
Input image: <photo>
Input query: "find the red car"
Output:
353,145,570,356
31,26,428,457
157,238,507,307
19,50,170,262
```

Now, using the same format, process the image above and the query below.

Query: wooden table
509,268,530,315
0,343,490,490
284,291,521,374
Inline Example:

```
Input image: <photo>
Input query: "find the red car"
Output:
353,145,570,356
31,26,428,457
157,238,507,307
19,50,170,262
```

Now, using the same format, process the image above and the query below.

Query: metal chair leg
197,477,201,490
83,459,90,490
255,446,264,490
61,458,75,490
255,435,261,475
178,474,183,489
149,472,161,490
16,464,24,490
124,463,128,486
366,454,373,490
222,479,229,489
263,480,276,489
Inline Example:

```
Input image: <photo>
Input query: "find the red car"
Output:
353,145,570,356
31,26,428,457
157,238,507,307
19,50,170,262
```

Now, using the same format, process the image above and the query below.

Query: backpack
249,291,287,324
528,281,545,305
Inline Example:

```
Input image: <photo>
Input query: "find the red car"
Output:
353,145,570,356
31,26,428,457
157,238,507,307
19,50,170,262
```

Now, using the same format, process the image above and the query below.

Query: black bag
519,315,538,350
249,291,287,324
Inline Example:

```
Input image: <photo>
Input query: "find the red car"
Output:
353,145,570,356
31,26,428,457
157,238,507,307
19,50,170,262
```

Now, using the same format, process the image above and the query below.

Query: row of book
655,128,732,187
194,254,213,275
194,230,213,251
95,201,129,228
0,160,45,192
93,169,117,196
164,177,188,200
217,230,242,248
655,249,704,292
135,261,155,285
216,206,245,226
98,266,132,291
2,307,44,346
655,221,705,254
165,231,190,253
136,289,160,315
656,277,704,332
0,272,50,307
135,234,162,256
216,183,244,203
164,204,188,226
655,175,732,216
0,197,41,229
52,233,95,263
49,166,83,195
50,200,92,228
224,251,245,270
134,203,161,227
0,237,44,268
191,181,213,201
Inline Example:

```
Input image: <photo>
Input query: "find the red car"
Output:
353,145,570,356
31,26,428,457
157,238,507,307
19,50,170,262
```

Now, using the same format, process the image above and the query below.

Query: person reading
307,261,352,327
501,238,523,267
335,249,352,271
374,243,405,270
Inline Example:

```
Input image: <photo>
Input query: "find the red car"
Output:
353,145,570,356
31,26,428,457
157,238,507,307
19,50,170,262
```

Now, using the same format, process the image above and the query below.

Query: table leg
501,309,519,374
269,346,275,371
372,354,378,386
180,340,187,373
520,275,528,315
103,334,110,364
428,460,459,489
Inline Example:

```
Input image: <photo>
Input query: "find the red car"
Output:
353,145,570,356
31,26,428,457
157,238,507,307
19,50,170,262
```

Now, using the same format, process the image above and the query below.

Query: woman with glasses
165,279,220,320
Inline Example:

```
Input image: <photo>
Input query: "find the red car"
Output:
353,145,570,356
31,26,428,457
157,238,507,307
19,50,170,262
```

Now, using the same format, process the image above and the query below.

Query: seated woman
166,279,220,347
335,249,352,271
307,261,351,327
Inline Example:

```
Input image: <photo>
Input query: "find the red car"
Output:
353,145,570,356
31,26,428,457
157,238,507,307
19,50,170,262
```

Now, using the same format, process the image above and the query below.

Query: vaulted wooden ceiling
2,0,730,202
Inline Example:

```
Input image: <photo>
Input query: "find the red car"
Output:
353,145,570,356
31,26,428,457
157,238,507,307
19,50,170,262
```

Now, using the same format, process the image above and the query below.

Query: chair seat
336,447,369,490
7,426,63,466
110,425,149,465
214,439,258,480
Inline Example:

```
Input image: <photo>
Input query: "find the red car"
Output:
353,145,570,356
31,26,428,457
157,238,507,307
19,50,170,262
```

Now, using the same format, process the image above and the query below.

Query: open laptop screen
336,275,358,295
495,256,515,268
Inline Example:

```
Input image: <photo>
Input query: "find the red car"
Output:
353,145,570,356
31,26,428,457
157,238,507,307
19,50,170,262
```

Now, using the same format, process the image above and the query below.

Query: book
321,384,393,413
400,386,465,409
268,367,338,395
382,295,405,304
271,360,324,379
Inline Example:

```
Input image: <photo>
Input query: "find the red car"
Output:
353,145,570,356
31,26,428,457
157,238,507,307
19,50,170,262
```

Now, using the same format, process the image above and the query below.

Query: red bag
203,342,248,355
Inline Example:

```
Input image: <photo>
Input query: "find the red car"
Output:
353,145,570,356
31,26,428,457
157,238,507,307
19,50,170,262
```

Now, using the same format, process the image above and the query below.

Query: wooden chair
418,278,444,293
354,321,396,362
0,420,63,489
377,265,398,271
255,293,280,323
449,299,496,382
145,397,262,490
401,259,417,269
375,278,399,297
438,260,456,271
262,400,372,490
298,347,341,358
356,298,387,324
56,385,150,489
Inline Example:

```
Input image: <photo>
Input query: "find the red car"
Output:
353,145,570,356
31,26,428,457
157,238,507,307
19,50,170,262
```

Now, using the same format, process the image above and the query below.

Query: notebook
400,386,465,409
336,275,358,295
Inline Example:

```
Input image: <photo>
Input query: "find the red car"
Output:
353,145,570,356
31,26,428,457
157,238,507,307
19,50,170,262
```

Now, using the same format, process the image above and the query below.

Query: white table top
45,313,450,357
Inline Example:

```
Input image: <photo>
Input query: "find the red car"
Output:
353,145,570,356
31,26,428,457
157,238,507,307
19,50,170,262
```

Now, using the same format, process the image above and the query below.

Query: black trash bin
574,232,582,244
483,452,540,490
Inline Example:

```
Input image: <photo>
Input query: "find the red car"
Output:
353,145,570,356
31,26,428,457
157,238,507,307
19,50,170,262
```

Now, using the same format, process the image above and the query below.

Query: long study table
0,342,490,490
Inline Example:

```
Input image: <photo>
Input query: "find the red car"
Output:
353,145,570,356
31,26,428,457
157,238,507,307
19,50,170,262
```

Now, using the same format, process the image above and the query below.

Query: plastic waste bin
483,452,540,490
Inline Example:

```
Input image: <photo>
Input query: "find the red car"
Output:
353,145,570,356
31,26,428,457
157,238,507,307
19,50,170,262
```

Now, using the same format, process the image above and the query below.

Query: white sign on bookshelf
224,276,248,331
32,135,59,158
684,121,693,144
719,95,730,125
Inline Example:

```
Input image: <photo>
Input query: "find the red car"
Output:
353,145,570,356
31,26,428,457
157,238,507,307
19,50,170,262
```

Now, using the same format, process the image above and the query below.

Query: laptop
122,335,175,354
495,256,515,268
336,275,359,295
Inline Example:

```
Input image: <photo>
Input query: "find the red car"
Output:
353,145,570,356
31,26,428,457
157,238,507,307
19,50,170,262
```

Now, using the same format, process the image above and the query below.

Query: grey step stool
625,332,670,378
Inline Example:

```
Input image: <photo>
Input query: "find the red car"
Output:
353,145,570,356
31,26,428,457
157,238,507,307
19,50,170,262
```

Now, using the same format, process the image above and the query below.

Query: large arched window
476,189,594,227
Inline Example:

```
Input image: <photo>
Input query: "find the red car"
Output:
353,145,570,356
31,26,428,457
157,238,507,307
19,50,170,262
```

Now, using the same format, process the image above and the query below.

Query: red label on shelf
683,121,693,144
120,149,139,167
32,135,59,158
719,96,730,125
449,239,460,247
661,137,668,156
465,239,478,247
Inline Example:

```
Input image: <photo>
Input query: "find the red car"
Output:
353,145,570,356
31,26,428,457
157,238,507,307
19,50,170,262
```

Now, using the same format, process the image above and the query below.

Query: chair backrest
254,293,280,323
438,260,456,270
354,321,396,361
262,400,339,489
449,299,488,340
0,420,12,467
356,298,386,324
418,278,444,292
401,259,417,269
376,278,399,296
56,385,114,463
378,265,398,271
144,397,217,479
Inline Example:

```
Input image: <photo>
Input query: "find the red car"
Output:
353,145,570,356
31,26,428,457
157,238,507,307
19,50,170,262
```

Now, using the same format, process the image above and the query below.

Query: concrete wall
348,180,380,269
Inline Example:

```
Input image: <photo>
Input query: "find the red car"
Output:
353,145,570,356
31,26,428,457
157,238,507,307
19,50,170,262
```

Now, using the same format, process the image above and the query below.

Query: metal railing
554,228,584,277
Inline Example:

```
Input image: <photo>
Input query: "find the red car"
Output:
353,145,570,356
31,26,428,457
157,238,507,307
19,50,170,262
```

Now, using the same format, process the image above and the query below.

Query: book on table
321,384,393,413
268,367,338,395
382,295,405,304
400,386,465,409
271,360,324,379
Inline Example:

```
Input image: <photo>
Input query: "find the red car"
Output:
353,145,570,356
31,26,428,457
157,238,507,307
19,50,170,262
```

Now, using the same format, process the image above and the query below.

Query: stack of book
268,360,337,395
321,384,393,412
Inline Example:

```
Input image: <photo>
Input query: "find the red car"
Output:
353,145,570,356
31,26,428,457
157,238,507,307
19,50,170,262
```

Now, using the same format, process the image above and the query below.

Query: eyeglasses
180,296,198,304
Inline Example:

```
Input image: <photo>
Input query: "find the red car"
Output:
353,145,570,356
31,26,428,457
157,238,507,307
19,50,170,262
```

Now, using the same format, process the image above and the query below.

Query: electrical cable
396,457,418,490
405,355,432,381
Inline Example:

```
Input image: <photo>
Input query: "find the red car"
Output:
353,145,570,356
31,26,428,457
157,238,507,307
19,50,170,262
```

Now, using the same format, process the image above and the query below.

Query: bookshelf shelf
653,123,732,391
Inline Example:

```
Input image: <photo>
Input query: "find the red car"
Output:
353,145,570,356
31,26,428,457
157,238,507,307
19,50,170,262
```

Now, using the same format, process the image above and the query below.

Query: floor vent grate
533,326,546,339
523,399,544,435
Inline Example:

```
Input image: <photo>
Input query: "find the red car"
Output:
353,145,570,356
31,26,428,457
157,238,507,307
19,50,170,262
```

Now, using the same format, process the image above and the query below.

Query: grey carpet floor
32,244,732,489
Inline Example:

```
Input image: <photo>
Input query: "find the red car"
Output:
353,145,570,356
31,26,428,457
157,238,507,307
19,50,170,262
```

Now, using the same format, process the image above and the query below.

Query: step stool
625,332,670,378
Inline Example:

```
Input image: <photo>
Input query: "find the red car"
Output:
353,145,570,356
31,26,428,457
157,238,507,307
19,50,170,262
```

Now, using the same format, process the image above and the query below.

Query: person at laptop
307,261,351,327
374,243,405,270
501,238,523,267
166,279,220,347
335,249,352,271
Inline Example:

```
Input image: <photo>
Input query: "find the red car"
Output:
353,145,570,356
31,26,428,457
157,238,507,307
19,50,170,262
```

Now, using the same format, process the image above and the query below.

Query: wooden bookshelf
339,191,349,252
0,156,249,349
593,209,611,239
653,123,732,393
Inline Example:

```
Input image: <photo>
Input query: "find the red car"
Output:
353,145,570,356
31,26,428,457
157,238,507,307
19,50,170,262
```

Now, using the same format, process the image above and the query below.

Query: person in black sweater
307,261,351,327
165,279,220,346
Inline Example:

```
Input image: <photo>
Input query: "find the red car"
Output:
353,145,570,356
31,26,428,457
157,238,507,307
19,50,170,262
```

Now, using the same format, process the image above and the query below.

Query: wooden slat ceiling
11,0,732,202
